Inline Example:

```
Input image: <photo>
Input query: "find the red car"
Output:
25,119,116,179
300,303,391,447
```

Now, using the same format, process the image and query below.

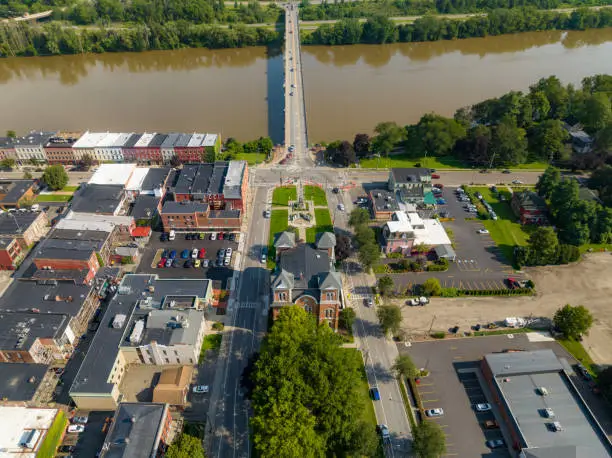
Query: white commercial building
89,163,137,186
72,131,109,160
0,406,61,458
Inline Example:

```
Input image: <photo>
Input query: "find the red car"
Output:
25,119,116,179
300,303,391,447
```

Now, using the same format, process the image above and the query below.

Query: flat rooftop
173,162,228,196
0,311,70,351
0,211,43,235
0,180,35,205
56,211,132,232
121,308,204,348
370,189,399,213
0,363,48,401
70,184,125,215
89,164,137,186
73,131,109,149
0,407,59,457
70,275,210,395
101,403,167,458
487,350,612,457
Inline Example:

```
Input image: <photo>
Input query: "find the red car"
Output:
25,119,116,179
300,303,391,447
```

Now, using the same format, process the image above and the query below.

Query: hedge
439,287,533,297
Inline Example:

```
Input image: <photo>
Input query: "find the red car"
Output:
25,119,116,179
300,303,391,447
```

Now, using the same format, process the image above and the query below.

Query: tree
41,165,68,190
5,130,16,138
550,178,579,221
332,141,356,166
335,234,353,262
377,275,394,296
358,242,380,270
81,153,94,170
553,304,594,340
412,420,446,458
528,119,568,162
250,306,374,457
361,15,397,44
377,305,402,336
589,166,612,207
371,121,405,156
392,354,420,379
257,136,274,155
23,171,33,179
490,118,528,165
339,308,356,332
165,433,205,458
528,227,559,265
354,225,375,246
578,92,612,133
421,278,442,297
0,158,16,170
530,76,568,119
417,114,466,157
594,123,612,152
535,166,561,199
170,155,181,167
353,133,371,157
348,208,370,228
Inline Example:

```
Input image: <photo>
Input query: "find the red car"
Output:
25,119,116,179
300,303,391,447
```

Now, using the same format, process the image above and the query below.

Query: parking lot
138,230,240,288
402,333,612,456
59,411,113,458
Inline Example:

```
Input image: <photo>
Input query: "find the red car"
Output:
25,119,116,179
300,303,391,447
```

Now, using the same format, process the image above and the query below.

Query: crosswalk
236,302,259,310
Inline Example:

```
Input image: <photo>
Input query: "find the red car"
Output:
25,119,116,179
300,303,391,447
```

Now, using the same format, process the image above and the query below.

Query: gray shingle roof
274,231,296,249
316,232,336,249
277,244,332,290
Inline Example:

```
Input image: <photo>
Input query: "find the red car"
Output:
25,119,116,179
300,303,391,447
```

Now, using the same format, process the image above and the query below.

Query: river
1,28,612,141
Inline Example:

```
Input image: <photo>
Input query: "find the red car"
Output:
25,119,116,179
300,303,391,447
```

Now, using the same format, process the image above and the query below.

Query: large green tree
421,278,442,297
490,118,528,165
377,304,402,336
250,307,377,457
41,165,68,190
371,121,405,155
348,208,370,228
528,119,568,162
553,304,594,340
417,114,466,156
165,433,205,458
358,242,380,270
377,275,394,296
392,354,420,379
528,227,559,265
535,166,561,199
412,419,446,458
579,92,612,133
339,308,356,332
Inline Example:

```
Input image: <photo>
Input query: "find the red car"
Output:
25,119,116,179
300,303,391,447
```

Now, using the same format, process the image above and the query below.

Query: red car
158,258,167,268
431,173,441,179
218,232,224,240
198,248,206,259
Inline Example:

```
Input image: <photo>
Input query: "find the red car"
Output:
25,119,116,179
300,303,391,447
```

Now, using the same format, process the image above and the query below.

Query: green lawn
36,410,67,458
272,186,297,206
306,208,333,243
267,209,290,269
218,152,267,165
59,185,79,192
558,338,597,377
304,185,327,206
198,333,223,364
34,194,72,202
359,154,467,170
580,243,612,254
469,186,532,262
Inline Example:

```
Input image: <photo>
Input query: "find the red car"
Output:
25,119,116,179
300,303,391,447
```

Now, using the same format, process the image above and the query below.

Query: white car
210,233,216,241
191,248,198,259
512,179,523,184
261,253,267,264
264,210,271,218
425,408,444,417
193,385,209,394
226,247,233,255
475,403,492,412
67,425,85,433
477,229,489,234
338,203,345,211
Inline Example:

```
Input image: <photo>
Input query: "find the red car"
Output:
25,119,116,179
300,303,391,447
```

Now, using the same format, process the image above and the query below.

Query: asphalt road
209,186,270,458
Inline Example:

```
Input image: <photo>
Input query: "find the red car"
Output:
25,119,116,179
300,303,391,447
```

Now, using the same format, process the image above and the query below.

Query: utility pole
427,314,437,336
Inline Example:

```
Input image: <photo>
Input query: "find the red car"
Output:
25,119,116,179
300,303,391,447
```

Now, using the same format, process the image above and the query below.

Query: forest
304,7,612,45
300,0,610,21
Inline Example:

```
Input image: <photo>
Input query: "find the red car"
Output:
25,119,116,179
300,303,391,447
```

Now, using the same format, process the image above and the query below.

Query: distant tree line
323,74,612,170
303,8,612,46
299,0,606,21
0,21,280,57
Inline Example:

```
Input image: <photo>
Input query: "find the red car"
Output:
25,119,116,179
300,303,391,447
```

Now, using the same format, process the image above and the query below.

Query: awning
423,192,436,205
131,226,151,237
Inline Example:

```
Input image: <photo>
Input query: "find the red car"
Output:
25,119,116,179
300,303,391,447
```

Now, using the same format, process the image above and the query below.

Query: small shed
434,244,456,261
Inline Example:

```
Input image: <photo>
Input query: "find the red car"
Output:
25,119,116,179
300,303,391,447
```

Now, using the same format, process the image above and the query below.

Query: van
168,230,176,241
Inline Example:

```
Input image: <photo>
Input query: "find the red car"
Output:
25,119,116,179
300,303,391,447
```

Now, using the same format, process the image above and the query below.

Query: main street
208,185,270,458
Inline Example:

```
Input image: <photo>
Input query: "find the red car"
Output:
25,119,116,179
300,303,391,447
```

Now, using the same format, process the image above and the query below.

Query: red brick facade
34,251,99,282
0,238,23,270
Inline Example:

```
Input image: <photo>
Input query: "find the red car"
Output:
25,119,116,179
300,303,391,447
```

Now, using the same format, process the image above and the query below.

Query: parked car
157,258,166,268
169,250,177,259
199,233,205,240
67,425,85,434
58,445,76,453
229,233,236,241
370,387,381,401
484,420,499,429
193,385,210,393
160,233,168,242
486,439,506,449
512,179,523,184
72,416,88,424
260,252,267,264
332,187,339,194
364,297,373,307
194,259,201,268
477,229,489,234
431,173,440,179
172,259,180,267
425,408,444,417
202,259,210,268
436,198,446,205
502,169,511,174
576,364,592,381
198,248,206,259
191,248,198,259
338,203,345,211
475,403,492,412
264,210,271,218
181,249,189,259
376,424,390,441
165,258,173,268
210,233,217,240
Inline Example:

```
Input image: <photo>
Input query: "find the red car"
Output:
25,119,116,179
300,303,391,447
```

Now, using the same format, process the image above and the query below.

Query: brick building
0,238,23,270
44,135,79,165
511,191,548,225
13,131,56,164
0,210,48,248
270,241,343,330
0,180,36,209
368,189,400,220
161,202,241,232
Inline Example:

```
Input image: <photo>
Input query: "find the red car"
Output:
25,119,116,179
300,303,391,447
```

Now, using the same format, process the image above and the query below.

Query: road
209,186,270,458
328,186,413,456
284,2,312,170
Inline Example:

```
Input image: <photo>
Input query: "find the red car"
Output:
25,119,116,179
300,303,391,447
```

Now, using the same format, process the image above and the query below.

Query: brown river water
1,28,611,141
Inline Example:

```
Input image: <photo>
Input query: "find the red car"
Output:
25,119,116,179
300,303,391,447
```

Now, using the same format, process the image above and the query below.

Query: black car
58,445,76,453
184,260,193,268
229,233,235,241
160,233,168,242
161,249,168,258
332,187,339,193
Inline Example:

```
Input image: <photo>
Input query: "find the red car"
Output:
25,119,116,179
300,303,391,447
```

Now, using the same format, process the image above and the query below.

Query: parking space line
419,391,435,394
422,399,439,403
418,383,434,386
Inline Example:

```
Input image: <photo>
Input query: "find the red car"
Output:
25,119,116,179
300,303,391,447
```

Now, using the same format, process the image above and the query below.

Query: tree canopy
553,304,593,340
165,433,205,458
377,275,394,296
249,306,378,457
377,304,402,336
412,420,447,458
392,354,420,379
41,165,68,190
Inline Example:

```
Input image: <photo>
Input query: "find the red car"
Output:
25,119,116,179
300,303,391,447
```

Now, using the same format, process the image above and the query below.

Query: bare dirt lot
394,253,612,365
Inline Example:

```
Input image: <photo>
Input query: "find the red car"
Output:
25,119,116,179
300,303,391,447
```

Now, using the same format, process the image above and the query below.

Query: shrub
440,287,461,297
431,332,446,339
387,252,403,259
212,321,225,331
